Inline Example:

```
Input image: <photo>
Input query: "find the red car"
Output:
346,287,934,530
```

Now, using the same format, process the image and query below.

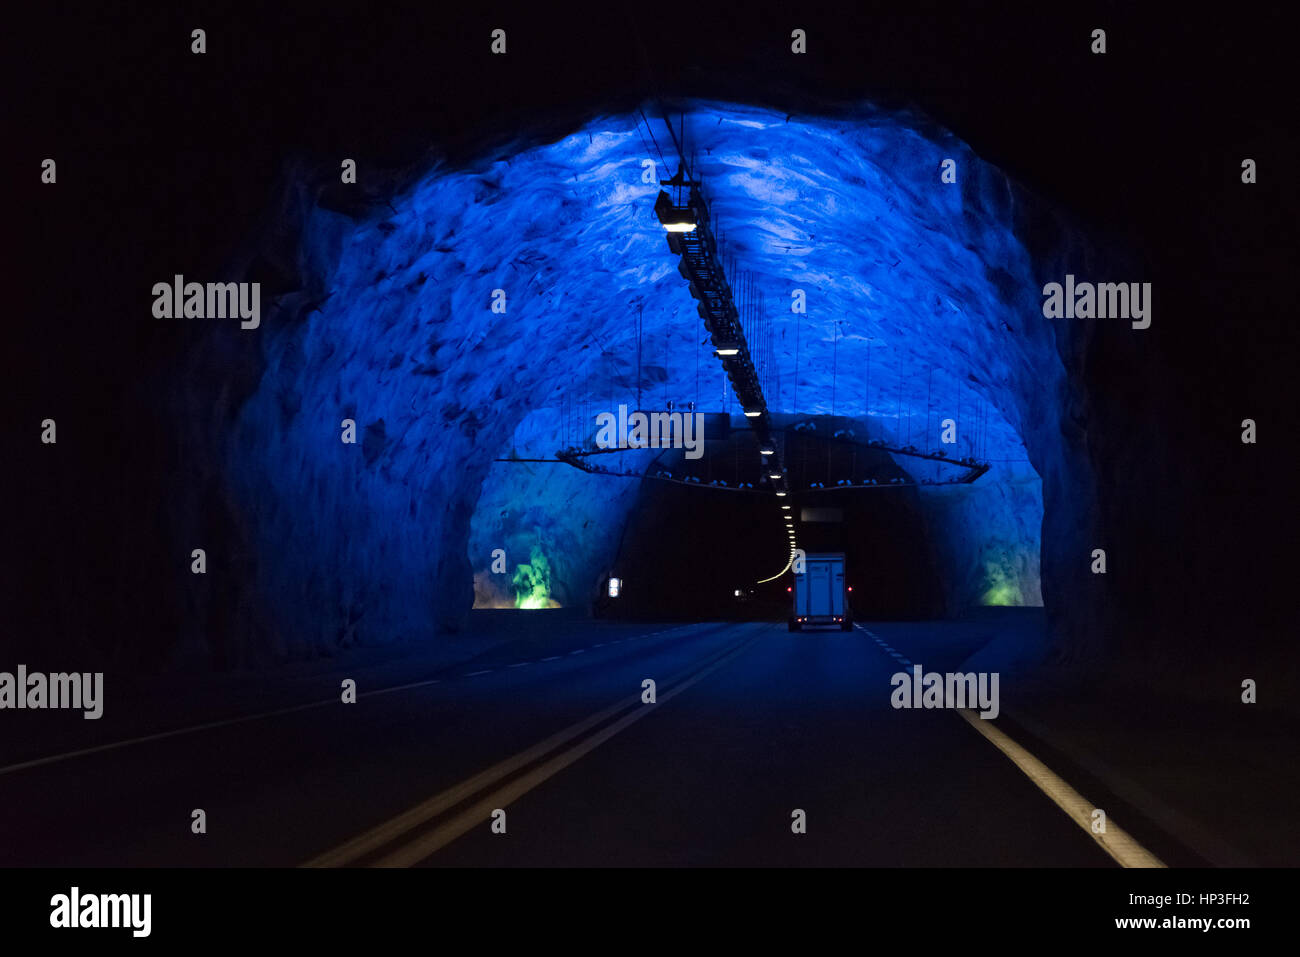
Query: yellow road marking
305,632,759,868
372,637,756,866
958,708,1166,868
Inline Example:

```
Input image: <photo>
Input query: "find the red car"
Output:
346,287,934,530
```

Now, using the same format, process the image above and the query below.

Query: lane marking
0,698,337,778
359,677,440,698
861,626,1161,867
0,622,733,779
958,708,1166,868
1005,707,1257,867
302,689,661,868
369,637,759,867
464,670,494,677
569,649,586,655
0,672,442,778
507,662,531,669
305,630,760,868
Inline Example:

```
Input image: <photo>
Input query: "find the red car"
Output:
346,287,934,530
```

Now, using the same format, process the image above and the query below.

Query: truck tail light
787,586,792,592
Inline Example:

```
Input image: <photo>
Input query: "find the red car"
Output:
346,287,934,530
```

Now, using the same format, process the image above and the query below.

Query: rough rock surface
178,101,1107,665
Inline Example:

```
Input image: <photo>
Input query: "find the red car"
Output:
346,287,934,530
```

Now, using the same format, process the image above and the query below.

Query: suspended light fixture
654,190,697,232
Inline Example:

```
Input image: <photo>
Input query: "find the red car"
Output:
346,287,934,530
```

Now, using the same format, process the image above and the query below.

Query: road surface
1,619,1119,867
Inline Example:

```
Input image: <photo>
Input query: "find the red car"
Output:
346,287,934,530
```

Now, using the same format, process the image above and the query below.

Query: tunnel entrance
473,409,1042,622
588,414,958,621
603,472,946,621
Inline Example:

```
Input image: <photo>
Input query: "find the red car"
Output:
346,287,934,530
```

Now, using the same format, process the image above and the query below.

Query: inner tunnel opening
471,401,1042,622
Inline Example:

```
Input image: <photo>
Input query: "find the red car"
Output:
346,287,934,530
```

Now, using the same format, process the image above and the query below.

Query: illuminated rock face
919,473,1044,613
209,100,1097,658
469,457,642,610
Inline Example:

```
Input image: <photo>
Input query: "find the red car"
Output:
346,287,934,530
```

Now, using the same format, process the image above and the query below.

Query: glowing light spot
513,546,561,609
980,563,1023,606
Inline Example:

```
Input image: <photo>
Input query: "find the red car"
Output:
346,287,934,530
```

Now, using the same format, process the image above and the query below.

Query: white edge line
0,673,459,777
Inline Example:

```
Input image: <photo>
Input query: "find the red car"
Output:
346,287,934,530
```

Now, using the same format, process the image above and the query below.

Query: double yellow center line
303,630,760,867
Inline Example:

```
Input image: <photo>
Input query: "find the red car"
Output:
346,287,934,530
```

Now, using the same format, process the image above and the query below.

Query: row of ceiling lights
654,184,787,498
655,170,793,572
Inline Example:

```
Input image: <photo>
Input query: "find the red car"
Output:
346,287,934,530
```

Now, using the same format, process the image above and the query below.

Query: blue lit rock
200,100,1097,659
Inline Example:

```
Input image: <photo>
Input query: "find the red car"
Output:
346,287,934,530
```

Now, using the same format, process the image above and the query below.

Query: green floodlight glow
513,545,559,609
980,564,1023,606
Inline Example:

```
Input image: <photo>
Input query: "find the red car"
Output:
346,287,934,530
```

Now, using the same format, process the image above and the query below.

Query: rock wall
469,460,641,610
919,474,1044,613
170,100,1101,666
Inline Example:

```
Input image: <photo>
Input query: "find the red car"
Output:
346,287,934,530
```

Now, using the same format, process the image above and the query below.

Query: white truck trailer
789,552,851,631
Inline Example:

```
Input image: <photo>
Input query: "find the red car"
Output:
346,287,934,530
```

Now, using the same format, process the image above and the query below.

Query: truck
789,552,851,631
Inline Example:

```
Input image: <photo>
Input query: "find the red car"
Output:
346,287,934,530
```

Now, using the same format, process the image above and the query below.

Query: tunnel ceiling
275,102,1047,466
224,100,1073,645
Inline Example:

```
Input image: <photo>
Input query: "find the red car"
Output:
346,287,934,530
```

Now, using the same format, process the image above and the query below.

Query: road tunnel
176,102,1079,664
12,4,1296,885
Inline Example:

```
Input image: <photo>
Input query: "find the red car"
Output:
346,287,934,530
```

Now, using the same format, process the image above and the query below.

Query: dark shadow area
602,420,947,620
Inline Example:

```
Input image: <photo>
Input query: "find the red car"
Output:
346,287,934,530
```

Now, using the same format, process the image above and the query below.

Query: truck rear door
807,559,831,618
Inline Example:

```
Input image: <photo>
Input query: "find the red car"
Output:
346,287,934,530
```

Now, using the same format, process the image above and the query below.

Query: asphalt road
1,619,1116,867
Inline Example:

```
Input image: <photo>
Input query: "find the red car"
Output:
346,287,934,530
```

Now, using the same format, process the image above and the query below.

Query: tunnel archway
598,423,951,622
473,400,1042,621
185,100,1094,666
